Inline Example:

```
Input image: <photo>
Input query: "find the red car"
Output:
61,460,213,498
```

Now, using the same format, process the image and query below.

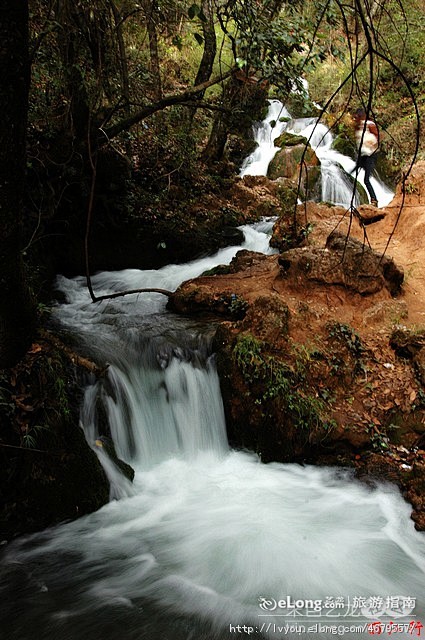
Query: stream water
240,100,394,208
0,111,424,640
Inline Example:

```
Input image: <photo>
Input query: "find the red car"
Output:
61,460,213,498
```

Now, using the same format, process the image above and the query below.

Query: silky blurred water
0,201,422,640
240,100,394,208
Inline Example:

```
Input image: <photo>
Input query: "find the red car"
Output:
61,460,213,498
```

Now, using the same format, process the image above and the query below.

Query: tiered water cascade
0,119,422,640
240,100,394,208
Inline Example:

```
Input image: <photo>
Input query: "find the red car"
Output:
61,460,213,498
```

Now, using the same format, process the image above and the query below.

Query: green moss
332,135,356,157
201,264,232,276
275,132,308,148
233,333,328,432
276,182,299,211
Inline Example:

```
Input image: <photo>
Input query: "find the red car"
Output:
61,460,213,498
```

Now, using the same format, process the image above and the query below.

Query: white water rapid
240,101,394,209
1,218,424,640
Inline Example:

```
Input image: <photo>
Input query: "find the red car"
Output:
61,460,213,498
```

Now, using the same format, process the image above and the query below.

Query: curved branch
102,70,233,141
89,287,173,303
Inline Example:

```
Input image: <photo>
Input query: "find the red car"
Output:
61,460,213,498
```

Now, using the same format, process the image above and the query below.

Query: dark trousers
358,153,377,201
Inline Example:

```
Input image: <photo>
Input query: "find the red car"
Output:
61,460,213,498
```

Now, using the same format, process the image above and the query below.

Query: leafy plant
22,424,49,449
327,321,367,378
228,294,248,318
233,333,332,432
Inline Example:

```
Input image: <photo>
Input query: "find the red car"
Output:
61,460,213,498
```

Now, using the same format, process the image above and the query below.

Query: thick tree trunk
55,0,90,139
109,0,130,112
202,71,268,163
0,1,35,367
193,1,217,96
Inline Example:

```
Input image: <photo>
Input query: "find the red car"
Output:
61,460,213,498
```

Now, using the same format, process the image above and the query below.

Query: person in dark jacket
353,108,379,206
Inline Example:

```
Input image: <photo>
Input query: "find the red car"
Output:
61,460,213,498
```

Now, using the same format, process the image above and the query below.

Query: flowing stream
1,220,425,640
240,100,394,208
0,114,423,639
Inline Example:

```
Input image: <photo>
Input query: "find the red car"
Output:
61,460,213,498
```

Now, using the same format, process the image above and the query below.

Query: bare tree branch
101,70,233,141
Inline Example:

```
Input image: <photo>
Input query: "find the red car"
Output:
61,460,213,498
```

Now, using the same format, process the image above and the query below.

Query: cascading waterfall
240,100,291,177
240,101,394,208
1,219,424,638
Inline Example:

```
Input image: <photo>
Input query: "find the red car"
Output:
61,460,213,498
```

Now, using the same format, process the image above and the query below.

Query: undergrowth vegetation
233,333,334,434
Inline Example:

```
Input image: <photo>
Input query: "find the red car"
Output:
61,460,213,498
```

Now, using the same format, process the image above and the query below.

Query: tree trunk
55,0,90,139
109,0,131,113
202,71,268,163
190,0,217,110
0,1,36,367
142,0,162,101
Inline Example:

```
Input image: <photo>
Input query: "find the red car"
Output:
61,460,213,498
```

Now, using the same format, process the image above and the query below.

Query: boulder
268,143,320,182
274,132,308,148
278,231,404,296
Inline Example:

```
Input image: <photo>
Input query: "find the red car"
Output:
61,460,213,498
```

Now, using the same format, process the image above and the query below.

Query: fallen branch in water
89,287,173,302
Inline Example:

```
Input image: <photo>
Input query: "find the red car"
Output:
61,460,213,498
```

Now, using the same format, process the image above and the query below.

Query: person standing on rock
353,108,379,207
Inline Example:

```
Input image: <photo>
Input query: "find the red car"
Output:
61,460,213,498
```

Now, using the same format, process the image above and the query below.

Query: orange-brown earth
170,161,425,529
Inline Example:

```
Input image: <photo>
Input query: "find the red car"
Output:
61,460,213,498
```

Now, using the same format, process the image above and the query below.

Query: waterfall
240,100,291,177
240,101,394,208
1,224,424,639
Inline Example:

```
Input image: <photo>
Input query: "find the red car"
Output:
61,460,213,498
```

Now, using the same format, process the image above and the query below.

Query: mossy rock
276,181,299,211
275,132,308,148
201,264,232,277
268,144,320,181
344,171,369,205
375,150,398,190
0,344,109,539
332,135,356,157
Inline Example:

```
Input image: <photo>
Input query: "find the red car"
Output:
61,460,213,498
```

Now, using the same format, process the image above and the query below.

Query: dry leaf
28,343,43,354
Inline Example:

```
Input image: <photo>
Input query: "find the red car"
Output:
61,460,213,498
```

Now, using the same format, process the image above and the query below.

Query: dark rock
50,217,248,276
225,134,258,168
221,226,245,245
0,340,110,540
390,326,425,359
95,436,135,482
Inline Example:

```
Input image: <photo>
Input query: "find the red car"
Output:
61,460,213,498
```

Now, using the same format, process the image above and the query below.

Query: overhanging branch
101,70,233,141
